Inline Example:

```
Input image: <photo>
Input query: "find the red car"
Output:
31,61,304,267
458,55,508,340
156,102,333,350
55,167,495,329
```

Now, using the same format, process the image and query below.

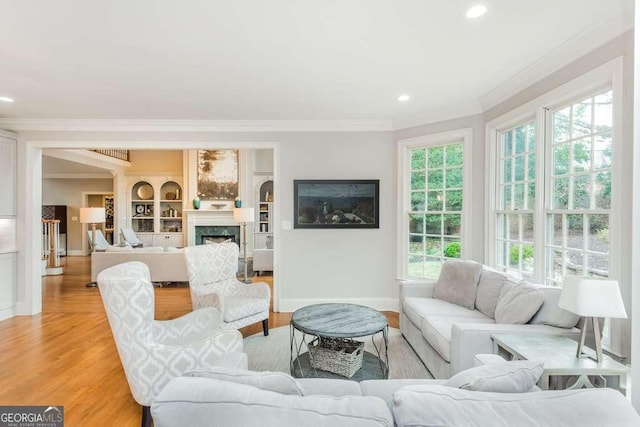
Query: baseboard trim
0,306,16,321
67,250,86,256
278,298,398,313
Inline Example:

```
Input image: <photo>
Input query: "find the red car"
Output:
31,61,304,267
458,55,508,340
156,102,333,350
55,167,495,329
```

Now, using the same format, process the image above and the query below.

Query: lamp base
576,316,604,363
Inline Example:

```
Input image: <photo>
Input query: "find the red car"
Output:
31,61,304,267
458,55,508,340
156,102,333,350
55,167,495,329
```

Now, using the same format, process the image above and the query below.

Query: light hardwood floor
0,256,398,426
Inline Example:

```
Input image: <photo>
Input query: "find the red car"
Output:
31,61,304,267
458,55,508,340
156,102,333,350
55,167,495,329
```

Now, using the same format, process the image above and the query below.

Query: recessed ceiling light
466,4,487,19
0,96,14,103
397,94,411,102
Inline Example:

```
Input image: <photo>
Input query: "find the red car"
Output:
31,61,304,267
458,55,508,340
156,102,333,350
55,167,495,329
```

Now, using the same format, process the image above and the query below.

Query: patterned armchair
184,242,271,336
97,261,247,427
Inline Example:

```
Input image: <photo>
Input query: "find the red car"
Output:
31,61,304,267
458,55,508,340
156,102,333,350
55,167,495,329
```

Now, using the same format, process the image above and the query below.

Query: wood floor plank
0,256,399,426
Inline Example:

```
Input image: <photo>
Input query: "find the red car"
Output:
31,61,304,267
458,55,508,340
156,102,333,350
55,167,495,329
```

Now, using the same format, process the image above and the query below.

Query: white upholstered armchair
97,261,247,427
184,242,271,336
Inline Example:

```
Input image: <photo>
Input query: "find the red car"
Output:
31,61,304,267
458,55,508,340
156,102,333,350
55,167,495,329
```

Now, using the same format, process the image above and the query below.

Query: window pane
595,171,611,209
527,153,536,179
444,214,461,236
409,235,423,254
572,174,590,209
587,215,609,252
572,98,592,138
548,249,564,285
427,170,443,189
428,147,444,168
551,214,563,246
411,149,426,170
445,144,463,167
567,214,584,250
527,124,536,151
515,127,526,154
522,214,534,243
588,253,609,276
513,183,525,209
553,178,569,209
573,139,591,173
424,257,442,278
443,238,461,258
445,190,462,211
502,184,512,209
409,214,423,234
507,214,520,240
445,167,463,188
504,158,513,182
553,144,569,175
594,91,613,132
553,107,571,142
514,156,525,181
503,131,512,156
424,214,442,235
526,182,535,209
594,133,612,170
408,255,425,277
566,250,584,275
411,171,425,190
411,191,425,211
427,191,443,210
425,237,442,256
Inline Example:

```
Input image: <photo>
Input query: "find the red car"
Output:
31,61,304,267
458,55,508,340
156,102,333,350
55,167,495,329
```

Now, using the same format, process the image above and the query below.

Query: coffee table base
291,351,388,381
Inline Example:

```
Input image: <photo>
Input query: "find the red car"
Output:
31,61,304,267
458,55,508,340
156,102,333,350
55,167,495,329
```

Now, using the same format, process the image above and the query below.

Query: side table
491,333,628,394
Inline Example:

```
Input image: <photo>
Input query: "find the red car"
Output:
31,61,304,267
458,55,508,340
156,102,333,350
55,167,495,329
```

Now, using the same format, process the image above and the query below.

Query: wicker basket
308,337,364,378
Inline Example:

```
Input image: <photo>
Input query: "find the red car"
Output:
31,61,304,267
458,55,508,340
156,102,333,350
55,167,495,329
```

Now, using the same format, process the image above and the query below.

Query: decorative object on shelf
165,192,176,200
193,196,201,210
137,184,153,200
175,188,181,200
234,197,242,208
233,207,255,284
210,202,227,210
146,205,153,215
264,191,270,202
135,204,145,215
197,149,239,201
558,276,628,363
293,179,380,229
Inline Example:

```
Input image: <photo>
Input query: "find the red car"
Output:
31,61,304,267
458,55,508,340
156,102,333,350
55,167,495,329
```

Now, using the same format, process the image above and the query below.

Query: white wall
128,150,183,174
42,179,114,253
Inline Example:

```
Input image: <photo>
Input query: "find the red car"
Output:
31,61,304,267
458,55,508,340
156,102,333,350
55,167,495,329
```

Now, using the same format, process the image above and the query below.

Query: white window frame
397,128,473,280
486,57,625,351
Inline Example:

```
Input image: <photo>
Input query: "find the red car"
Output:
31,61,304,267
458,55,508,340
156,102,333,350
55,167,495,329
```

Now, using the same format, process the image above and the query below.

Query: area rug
244,326,433,380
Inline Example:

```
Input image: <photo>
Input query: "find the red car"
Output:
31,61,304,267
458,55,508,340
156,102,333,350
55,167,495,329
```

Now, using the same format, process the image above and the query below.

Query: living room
1,1,639,425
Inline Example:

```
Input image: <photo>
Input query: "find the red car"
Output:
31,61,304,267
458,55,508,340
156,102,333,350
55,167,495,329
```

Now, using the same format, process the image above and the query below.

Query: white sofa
91,248,188,283
150,364,640,427
400,260,582,379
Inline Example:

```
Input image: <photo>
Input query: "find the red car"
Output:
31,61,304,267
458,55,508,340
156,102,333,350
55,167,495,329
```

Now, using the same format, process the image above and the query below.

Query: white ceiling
0,0,633,127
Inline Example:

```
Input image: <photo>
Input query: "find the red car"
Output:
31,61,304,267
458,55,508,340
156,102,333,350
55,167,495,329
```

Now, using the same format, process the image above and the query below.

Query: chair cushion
224,296,269,322
434,259,483,310
494,283,544,324
403,297,488,328
420,315,494,362
445,361,544,393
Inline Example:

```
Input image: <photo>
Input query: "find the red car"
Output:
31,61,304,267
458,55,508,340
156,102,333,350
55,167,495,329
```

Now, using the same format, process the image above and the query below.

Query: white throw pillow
475,269,511,319
185,367,304,396
494,283,544,324
434,259,483,310
445,361,544,393
527,284,580,328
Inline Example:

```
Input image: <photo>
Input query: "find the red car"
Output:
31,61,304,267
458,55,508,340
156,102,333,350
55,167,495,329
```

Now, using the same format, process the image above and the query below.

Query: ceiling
0,1,633,127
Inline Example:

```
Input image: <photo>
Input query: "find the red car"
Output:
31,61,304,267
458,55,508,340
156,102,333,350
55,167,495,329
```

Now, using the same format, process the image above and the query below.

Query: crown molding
479,11,633,112
0,118,393,133
391,103,483,131
43,173,114,179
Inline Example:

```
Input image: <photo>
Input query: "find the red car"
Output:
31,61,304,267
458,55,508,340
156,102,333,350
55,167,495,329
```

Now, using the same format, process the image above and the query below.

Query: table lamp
80,207,106,252
558,276,627,363
233,207,255,283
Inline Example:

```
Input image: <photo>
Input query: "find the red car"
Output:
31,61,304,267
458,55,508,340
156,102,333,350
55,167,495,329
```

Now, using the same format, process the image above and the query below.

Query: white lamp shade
558,276,627,318
80,207,106,224
233,207,255,223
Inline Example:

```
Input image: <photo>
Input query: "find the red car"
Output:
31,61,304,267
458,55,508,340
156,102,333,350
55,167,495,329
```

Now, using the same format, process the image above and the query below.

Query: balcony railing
90,149,130,162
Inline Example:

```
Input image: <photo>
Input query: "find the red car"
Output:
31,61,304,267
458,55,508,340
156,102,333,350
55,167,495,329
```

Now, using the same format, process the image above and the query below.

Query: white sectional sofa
91,247,188,283
150,363,640,427
400,260,582,379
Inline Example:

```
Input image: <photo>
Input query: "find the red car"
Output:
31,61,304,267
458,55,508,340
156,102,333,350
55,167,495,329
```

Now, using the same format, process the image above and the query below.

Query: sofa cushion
392,386,640,427
403,297,489,328
445,361,543,393
434,260,483,310
476,268,520,319
420,315,495,362
224,296,269,322
360,379,447,409
297,378,362,397
152,376,394,427
184,367,303,395
527,284,580,328
494,283,544,324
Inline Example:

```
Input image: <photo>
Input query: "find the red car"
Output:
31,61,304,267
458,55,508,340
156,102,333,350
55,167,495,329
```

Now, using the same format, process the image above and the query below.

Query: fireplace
195,225,240,246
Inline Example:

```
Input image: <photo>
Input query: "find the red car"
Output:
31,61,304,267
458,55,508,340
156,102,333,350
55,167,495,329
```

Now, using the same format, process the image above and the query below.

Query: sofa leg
141,405,152,427
262,319,269,336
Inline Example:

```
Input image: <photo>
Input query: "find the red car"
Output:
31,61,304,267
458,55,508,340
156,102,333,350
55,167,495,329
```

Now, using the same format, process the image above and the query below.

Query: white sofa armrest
153,307,223,345
399,279,436,299
450,323,580,376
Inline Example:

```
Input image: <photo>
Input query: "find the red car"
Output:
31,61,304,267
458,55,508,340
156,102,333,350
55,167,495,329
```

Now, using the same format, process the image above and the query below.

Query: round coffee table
290,303,389,380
